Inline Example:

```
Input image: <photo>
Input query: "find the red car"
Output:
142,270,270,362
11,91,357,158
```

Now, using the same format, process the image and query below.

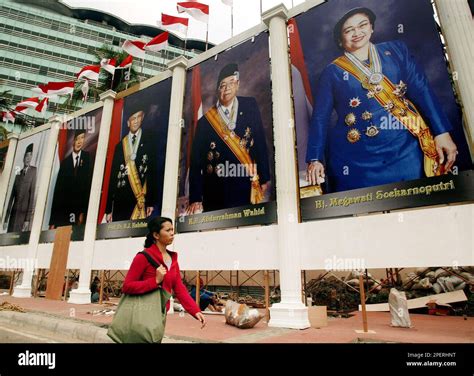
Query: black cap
24,143,33,155
73,129,86,139
333,7,376,48
123,94,145,121
217,63,239,89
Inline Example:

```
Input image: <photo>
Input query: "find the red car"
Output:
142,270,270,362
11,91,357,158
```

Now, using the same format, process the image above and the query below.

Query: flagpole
141,57,145,81
231,5,234,37
126,65,132,90
110,71,115,90
205,23,209,51
260,0,263,15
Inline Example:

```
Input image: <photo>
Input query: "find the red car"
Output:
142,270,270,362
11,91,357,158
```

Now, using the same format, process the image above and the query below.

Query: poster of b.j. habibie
96,79,171,239
291,0,473,220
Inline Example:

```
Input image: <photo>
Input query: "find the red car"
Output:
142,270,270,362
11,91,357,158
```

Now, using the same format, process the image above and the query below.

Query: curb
0,311,114,343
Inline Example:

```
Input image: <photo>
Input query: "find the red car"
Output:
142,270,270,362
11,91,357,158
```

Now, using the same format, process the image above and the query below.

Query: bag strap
139,251,161,269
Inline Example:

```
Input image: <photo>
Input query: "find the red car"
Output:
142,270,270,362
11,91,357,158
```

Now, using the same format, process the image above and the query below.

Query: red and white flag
76,65,100,82
117,55,133,69
32,81,75,97
222,0,233,6
14,97,40,114
100,58,117,75
177,2,209,23
158,14,189,35
17,97,40,109
1,111,15,123
35,98,49,114
122,40,146,59
145,32,169,53
289,19,314,183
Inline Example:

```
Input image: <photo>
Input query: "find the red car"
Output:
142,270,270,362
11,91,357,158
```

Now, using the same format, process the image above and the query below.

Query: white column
161,56,188,223
262,5,310,329
13,116,61,298
0,132,20,222
435,0,474,146
69,90,116,304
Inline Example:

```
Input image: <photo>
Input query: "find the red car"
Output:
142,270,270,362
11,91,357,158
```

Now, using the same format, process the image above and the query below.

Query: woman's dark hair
333,7,376,48
144,216,173,249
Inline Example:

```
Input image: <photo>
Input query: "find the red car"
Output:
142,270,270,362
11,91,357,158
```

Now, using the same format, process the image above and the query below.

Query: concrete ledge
0,311,113,343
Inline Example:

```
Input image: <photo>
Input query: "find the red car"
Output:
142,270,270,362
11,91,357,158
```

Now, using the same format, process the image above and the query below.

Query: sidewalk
0,295,472,343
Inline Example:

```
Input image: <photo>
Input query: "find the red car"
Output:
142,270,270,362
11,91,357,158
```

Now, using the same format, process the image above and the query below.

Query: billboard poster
290,0,474,221
0,129,50,246
40,108,103,243
177,33,277,233
96,79,171,240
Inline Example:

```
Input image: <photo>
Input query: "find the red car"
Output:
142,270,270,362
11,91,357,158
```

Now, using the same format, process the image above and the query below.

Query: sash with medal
122,136,148,220
205,106,264,205
334,43,442,177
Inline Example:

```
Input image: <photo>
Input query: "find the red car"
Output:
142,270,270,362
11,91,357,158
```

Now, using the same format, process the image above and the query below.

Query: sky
63,0,306,44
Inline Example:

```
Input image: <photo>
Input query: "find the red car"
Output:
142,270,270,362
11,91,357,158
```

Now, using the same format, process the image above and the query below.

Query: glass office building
0,0,208,126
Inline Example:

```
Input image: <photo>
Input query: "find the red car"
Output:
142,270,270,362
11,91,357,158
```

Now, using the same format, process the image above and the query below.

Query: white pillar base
268,303,311,329
12,285,32,298
68,289,92,305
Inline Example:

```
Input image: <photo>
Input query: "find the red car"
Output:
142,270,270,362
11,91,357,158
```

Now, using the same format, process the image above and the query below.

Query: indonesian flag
222,0,233,6
185,65,203,197
100,58,117,75
14,97,40,114
17,97,40,109
177,2,209,23
117,55,133,69
14,105,28,114
35,98,49,114
76,65,100,82
122,40,146,59
145,32,169,53
288,19,314,184
32,81,75,97
158,14,189,35
1,111,15,123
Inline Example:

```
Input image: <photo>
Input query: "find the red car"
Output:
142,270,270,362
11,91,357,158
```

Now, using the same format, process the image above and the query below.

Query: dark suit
6,165,37,232
49,150,92,227
189,96,270,212
106,131,158,221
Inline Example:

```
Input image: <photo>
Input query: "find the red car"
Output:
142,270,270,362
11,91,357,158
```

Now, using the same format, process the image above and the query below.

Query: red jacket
122,244,201,318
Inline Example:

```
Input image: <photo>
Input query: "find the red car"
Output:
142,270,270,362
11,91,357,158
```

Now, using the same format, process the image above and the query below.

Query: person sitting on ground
90,276,100,303
190,278,222,312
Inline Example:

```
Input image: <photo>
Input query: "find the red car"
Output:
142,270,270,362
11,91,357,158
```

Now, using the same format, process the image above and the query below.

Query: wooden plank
264,270,270,321
45,226,72,300
9,270,15,296
359,275,368,332
360,290,468,312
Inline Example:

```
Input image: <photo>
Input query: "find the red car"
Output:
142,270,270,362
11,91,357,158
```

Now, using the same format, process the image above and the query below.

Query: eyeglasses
218,80,238,91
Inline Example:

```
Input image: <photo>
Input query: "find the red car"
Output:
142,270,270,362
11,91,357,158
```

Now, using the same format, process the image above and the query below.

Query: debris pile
0,301,26,313
306,275,361,312
305,267,474,316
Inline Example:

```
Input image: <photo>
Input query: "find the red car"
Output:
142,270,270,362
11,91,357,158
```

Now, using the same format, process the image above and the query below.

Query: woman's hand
434,132,458,173
155,265,167,285
195,312,207,329
306,161,326,186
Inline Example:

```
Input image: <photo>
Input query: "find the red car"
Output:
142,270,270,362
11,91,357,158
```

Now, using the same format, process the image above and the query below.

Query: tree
0,90,12,113
65,45,140,111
